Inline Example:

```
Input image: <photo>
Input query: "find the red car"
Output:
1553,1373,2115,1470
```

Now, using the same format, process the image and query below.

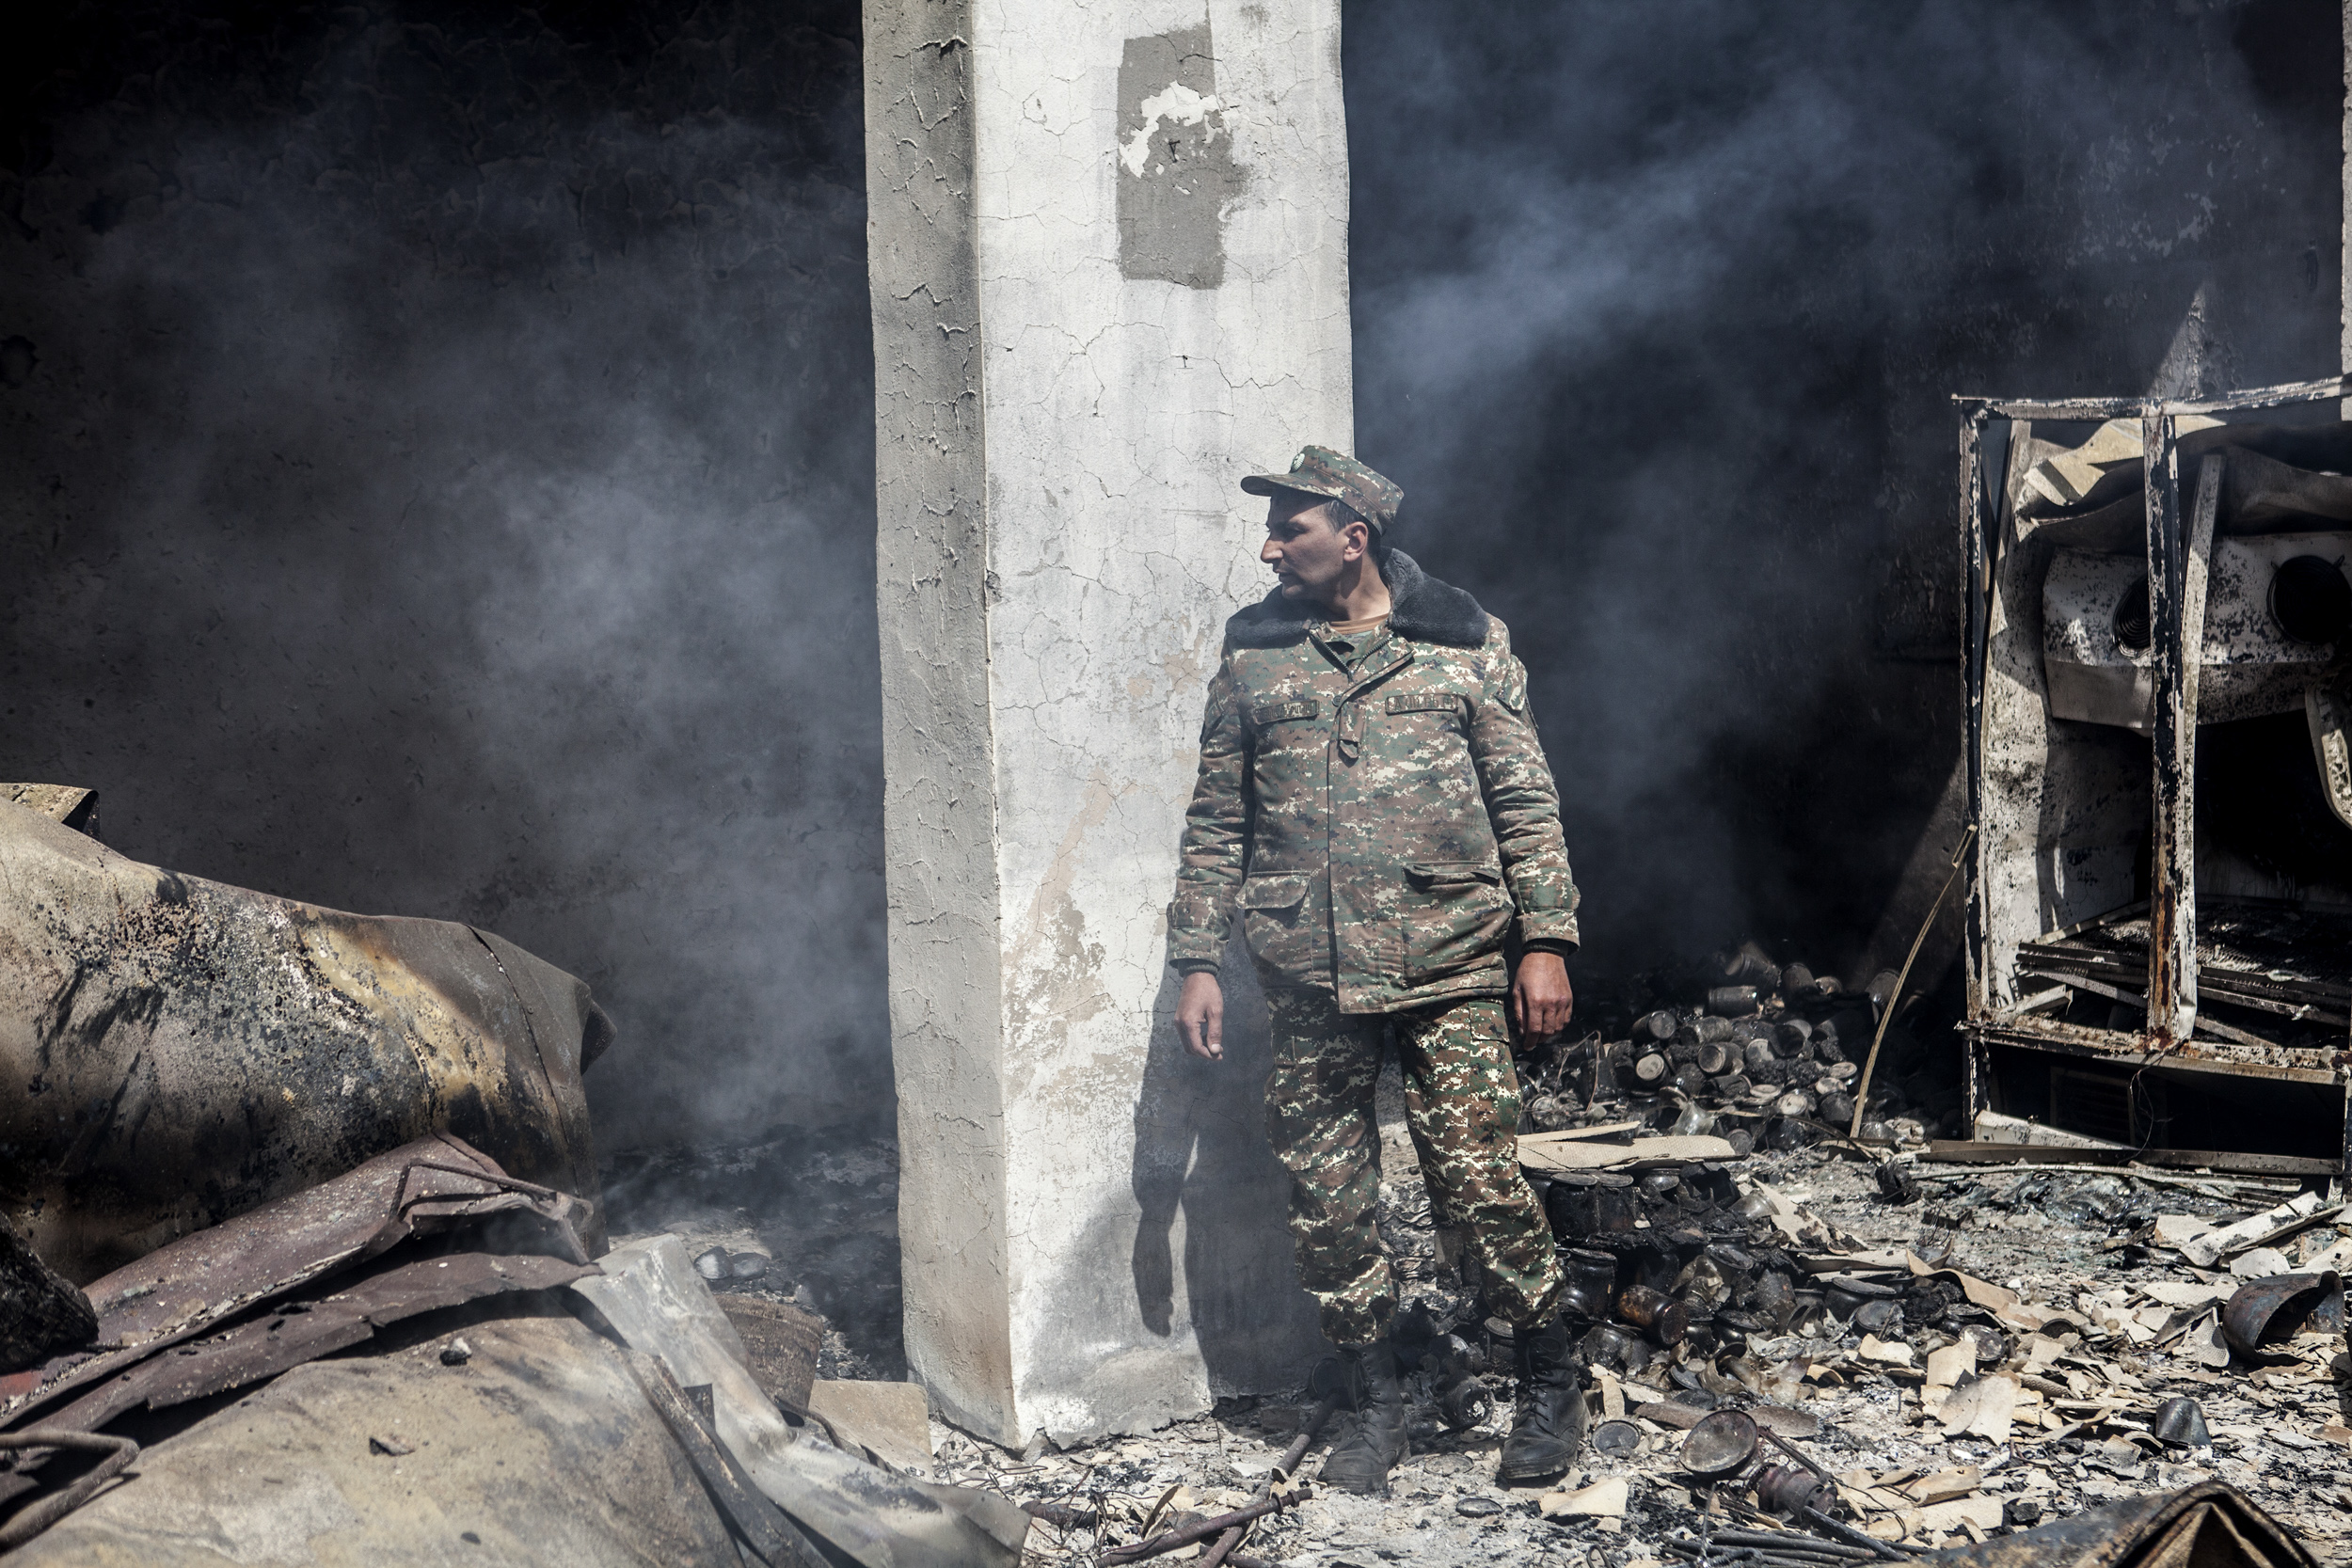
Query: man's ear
1341,517,1370,562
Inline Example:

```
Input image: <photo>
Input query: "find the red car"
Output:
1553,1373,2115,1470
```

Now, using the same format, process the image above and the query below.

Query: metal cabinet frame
1955,374,2352,1180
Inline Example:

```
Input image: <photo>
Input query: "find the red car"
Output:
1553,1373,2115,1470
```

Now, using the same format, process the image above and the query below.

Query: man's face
1260,491,1368,602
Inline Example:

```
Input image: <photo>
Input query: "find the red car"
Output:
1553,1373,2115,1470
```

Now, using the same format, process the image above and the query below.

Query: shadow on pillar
1130,935,1326,1395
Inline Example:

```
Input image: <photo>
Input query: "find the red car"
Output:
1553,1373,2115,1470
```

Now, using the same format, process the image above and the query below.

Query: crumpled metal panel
0,1132,587,1426
0,800,608,1282
1923,1480,2313,1567
575,1235,1030,1568
44,1250,596,1433
2219,1271,2343,1360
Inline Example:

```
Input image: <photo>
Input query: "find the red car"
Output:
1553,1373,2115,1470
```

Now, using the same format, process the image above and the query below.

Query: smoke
0,1,882,1148
3,0,2340,1156
1342,0,2342,974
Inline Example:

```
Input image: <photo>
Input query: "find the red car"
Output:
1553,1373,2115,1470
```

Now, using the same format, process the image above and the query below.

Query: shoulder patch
1496,656,1530,715
1199,667,1241,742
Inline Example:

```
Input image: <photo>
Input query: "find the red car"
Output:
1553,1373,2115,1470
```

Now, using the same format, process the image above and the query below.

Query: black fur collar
1225,550,1490,649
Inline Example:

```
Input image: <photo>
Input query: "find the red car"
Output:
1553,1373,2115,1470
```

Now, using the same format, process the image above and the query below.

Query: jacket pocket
1238,873,1323,979
1400,861,1512,981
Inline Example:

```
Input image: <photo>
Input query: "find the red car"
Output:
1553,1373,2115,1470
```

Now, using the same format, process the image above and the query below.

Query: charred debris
1006,1080,2348,1568
0,790,1025,1564
1525,945,1947,1156
966,907,2344,1566
1960,373,2352,1178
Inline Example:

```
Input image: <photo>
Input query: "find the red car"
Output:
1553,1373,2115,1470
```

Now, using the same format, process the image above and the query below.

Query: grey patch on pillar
1117,25,1240,289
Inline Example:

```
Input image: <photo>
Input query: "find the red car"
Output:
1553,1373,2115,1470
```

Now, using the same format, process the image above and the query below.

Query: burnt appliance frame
1954,373,2352,1180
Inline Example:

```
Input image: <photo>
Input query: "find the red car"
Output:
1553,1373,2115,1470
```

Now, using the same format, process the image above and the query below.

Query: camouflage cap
1241,445,1403,533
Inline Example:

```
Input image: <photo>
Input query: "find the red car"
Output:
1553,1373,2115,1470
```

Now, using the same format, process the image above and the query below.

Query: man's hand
1512,950,1574,1044
1177,971,1226,1060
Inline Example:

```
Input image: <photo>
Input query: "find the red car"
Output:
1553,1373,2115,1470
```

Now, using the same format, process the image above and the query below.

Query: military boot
1497,1314,1587,1484
1318,1340,1409,1495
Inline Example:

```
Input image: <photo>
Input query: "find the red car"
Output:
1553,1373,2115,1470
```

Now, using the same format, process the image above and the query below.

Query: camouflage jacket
1167,551,1580,1012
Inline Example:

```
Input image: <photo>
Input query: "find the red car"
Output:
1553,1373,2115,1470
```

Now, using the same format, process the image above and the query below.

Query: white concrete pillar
864,1,1352,1442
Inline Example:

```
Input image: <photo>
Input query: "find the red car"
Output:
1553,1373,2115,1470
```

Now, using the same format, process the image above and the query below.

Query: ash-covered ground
603,1069,2350,1566
981,1141,2351,1567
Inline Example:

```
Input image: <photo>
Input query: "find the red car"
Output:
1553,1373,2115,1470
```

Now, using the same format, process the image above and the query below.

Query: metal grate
2049,1065,2134,1144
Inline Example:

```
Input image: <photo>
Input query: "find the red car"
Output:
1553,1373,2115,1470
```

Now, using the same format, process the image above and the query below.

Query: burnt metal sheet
575,1234,1029,1568
41,1250,596,1433
0,801,608,1284
4,1313,746,1567
1961,378,2352,1174
2219,1272,2343,1360
1919,1478,2312,1567
0,1132,587,1427
2307,683,2352,828
2043,531,2347,732
627,1348,830,1568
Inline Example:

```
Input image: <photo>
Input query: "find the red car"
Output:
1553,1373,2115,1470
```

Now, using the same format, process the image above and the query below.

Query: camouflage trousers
1263,990,1563,1346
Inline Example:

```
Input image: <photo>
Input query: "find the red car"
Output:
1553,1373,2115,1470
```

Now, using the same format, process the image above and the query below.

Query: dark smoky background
1344,0,2344,983
2,1,2343,1159
0,0,879,1149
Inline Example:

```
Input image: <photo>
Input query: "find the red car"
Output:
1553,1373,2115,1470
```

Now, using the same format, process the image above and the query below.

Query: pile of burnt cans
1545,1166,1789,1380
1534,1167,1990,1408
1363,1164,1946,1438
1525,949,1959,1151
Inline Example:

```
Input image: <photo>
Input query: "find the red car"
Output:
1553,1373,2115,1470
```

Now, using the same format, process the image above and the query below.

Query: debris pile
0,1126,1023,1564
0,790,1020,1563
993,1132,2343,1568
0,793,2331,1564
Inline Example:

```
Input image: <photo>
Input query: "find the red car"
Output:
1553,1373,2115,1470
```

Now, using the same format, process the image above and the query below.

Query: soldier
1167,445,1586,1494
